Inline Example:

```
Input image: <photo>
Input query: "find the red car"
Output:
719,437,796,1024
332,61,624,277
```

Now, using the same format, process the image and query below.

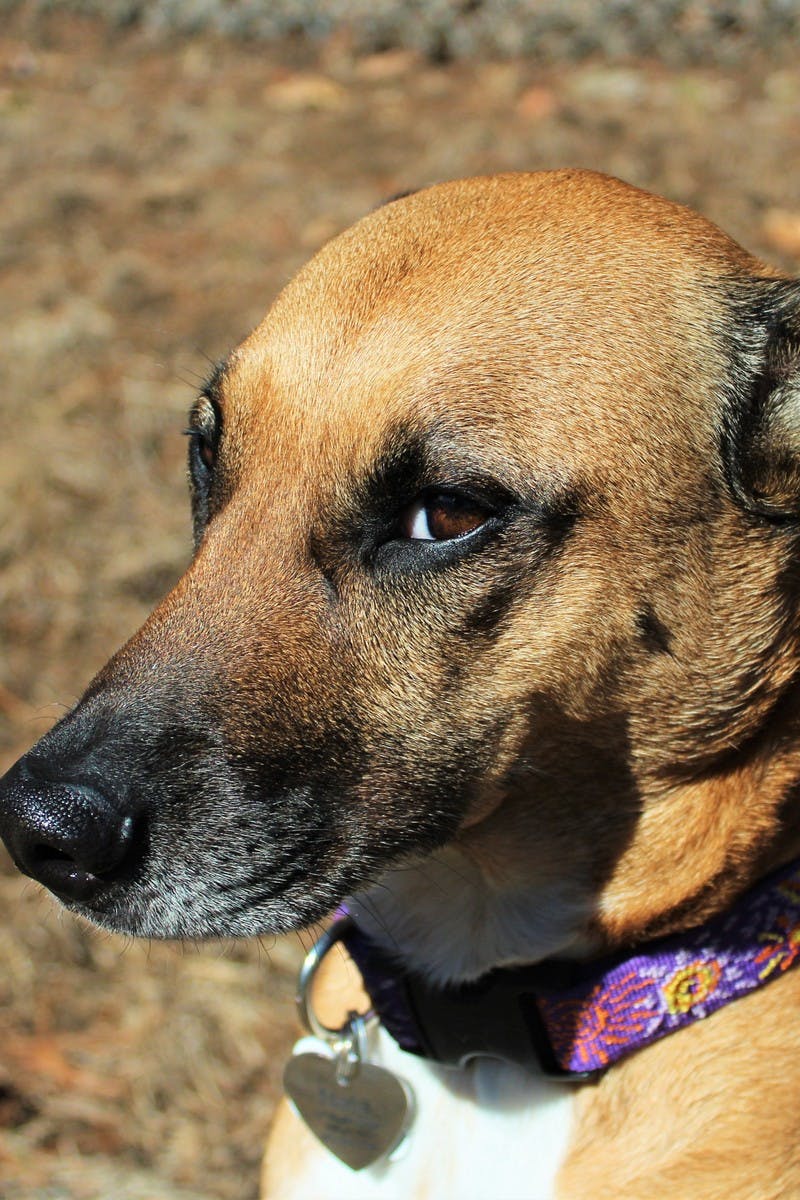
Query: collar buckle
400,960,599,1083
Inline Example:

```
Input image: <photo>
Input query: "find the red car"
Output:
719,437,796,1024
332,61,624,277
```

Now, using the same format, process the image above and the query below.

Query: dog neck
346,853,800,1078
352,731,800,990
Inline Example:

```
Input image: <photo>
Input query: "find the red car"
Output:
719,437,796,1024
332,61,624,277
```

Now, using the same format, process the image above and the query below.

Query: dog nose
0,766,136,903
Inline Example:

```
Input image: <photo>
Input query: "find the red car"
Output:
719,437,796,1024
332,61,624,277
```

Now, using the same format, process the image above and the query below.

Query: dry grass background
2,11,800,1199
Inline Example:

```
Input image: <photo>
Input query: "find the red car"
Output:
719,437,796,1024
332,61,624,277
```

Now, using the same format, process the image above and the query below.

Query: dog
2,169,800,1199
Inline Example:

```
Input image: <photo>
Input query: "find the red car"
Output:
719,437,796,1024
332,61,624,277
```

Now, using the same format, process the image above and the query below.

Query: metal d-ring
296,915,376,1044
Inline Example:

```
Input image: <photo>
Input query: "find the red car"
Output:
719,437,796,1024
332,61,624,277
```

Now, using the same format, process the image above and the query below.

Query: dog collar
334,856,800,1080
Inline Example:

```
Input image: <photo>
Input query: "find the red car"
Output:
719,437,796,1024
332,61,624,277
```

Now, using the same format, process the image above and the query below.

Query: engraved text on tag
284,1050,411,1171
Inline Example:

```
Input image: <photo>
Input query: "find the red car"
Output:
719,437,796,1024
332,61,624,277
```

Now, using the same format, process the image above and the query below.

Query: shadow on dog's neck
353,690,800,988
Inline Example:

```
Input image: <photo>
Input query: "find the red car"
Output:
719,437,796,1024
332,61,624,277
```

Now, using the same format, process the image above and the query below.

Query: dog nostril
0,767,139,904
32,843,73,864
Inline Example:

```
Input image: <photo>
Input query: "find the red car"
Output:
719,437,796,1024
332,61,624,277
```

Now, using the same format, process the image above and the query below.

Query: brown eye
197,432,216,472
401,492,491,541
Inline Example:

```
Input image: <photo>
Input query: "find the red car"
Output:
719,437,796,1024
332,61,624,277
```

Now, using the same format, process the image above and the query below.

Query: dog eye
186,398,220,481
194,430,216,473
399,492,492,541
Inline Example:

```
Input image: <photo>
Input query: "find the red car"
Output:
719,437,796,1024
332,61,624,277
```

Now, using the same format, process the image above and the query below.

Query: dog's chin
53,870,351,941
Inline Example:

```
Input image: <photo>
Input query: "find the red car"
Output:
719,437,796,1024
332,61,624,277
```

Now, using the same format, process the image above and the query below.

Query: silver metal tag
284,1048,412,1171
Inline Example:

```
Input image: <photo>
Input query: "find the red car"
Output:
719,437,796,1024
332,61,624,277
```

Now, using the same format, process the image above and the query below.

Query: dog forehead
220,171,751,479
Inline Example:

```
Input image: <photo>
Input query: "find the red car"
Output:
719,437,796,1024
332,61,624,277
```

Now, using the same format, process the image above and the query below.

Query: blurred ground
2,11,800,1200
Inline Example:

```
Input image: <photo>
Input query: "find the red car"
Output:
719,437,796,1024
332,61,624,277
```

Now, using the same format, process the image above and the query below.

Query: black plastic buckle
402,965,601,1084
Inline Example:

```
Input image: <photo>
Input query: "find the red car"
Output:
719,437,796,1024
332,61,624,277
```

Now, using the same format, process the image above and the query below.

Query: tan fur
561,969,800,1198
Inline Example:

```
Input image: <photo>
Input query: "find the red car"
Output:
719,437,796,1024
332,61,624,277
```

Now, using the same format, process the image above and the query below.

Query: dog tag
284,1048,411,1171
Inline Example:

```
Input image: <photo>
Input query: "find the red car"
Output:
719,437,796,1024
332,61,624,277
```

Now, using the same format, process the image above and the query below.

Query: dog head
2,170,800,960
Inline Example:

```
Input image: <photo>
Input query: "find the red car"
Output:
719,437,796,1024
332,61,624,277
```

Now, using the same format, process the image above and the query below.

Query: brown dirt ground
2,14,800,1200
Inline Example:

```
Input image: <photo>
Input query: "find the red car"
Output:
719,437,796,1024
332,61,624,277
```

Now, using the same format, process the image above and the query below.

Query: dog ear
727,281,800,520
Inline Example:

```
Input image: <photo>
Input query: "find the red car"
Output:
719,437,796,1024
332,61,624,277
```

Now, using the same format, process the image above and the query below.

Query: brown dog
2,170,800,1198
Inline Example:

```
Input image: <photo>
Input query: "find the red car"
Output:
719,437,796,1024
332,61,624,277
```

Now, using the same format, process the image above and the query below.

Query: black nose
0,768,136,903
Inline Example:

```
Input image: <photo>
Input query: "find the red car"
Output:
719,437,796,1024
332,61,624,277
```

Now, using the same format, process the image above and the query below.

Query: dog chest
269,1024,576,1200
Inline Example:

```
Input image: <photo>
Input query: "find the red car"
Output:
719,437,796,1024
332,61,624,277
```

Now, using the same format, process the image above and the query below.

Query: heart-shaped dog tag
284,1050,412,1170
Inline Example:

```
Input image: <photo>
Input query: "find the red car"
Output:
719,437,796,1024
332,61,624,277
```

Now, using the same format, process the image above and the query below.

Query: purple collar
341,856,800,1079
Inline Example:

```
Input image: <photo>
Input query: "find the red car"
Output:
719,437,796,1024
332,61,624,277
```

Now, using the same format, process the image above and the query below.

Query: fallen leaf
265,74,349,113
516,84,558,120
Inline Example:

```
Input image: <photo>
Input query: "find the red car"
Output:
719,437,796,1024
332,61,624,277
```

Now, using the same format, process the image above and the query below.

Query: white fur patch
349,846,590,985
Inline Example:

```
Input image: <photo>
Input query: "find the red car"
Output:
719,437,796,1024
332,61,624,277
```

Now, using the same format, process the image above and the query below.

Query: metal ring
295,915,375,1042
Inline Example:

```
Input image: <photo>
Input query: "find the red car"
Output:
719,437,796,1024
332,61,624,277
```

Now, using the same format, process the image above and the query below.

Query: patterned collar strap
341,857,800,1079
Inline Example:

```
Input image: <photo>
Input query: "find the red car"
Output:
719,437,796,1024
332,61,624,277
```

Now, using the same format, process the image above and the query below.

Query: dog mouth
62,843,400,941
12,823,362,940
77,870,330,941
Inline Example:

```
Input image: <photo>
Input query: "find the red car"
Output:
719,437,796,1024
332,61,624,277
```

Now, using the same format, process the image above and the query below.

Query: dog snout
0,760,139,903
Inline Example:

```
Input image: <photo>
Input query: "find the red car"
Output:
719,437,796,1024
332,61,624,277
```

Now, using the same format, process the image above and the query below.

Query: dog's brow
362,425,431,509
362,422,525,508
